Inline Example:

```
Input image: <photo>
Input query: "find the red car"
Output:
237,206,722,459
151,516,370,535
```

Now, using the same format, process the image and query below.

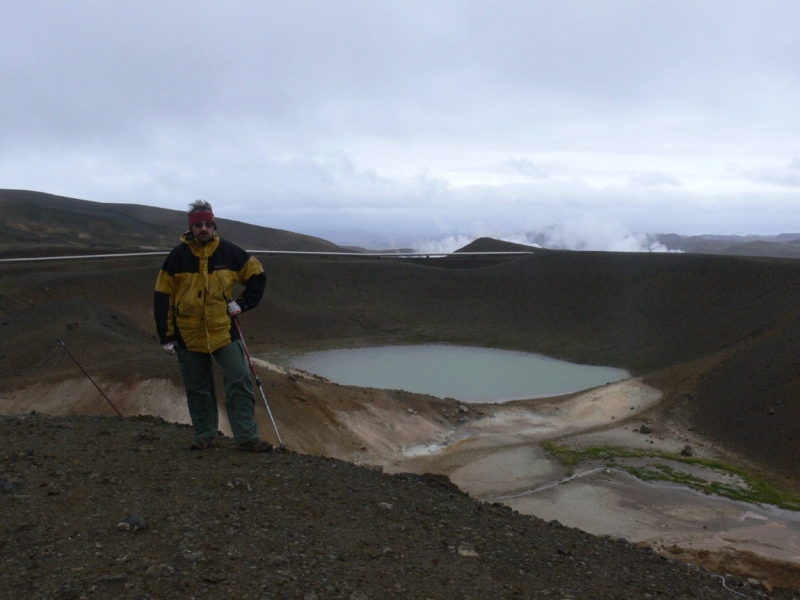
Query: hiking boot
237,439,273,453
190,437,214,450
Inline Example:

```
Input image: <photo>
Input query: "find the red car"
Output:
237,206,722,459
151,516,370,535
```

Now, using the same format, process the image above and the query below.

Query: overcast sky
2,1,800,248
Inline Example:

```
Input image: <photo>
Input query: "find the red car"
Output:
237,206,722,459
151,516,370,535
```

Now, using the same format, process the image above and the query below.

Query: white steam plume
413,218,674,254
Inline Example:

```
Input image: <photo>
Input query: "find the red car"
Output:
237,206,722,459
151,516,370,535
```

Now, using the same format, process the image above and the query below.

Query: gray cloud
627,171,683,188
505,159,547,180
731,157,800,188
2,1,800,238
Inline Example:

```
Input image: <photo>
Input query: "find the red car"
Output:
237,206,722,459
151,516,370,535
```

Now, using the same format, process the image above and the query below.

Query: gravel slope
1,413,789,600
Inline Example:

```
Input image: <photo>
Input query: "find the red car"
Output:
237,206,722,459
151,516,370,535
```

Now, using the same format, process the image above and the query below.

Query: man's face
190,220,215,244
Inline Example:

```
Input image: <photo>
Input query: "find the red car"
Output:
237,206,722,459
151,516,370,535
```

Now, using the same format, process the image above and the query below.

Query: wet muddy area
386,378,800,583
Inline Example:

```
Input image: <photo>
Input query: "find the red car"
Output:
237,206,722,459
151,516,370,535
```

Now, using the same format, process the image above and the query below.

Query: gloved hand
162,342,176,355
227,300,242,317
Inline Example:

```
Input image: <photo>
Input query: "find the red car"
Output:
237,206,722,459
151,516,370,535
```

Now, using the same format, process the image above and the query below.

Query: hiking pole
57,340,123,417
232,318,285,449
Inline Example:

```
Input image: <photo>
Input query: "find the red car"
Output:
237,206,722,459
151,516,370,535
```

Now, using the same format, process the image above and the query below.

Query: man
154,200,272,452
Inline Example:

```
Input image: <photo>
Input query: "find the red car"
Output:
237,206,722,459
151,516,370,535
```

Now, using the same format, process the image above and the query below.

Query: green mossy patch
540,442,800,511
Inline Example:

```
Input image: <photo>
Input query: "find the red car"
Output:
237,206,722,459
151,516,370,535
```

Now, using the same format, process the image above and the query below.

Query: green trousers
176,340,260,444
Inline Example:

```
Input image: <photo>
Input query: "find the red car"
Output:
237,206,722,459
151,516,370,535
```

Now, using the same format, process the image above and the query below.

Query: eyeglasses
191,221,215,229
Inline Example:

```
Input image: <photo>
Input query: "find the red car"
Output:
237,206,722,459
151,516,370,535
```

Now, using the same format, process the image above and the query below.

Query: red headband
189,211,215,226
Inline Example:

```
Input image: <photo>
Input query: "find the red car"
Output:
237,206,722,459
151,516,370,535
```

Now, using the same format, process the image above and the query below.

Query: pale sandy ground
378,378,800,569
502,469,800,564
1,378,194,427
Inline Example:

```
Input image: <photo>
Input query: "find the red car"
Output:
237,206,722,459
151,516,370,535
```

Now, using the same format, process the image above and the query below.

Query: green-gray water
290,345,629,403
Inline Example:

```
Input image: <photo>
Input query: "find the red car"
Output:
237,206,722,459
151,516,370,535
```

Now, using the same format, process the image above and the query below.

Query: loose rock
117,513,147,531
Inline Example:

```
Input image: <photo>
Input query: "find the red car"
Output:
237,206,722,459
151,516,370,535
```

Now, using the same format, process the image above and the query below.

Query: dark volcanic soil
1,413,783,600
4,216,800,595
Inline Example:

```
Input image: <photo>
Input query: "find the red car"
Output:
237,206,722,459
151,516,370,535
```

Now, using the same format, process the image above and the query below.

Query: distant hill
455,237,540,253
657,232,800,258
0,189,350,257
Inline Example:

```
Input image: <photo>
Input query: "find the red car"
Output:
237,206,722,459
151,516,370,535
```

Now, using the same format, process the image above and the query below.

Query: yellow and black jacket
154,233,266,353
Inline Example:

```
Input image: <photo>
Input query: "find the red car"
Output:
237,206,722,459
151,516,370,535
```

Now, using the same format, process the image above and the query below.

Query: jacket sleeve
154,260,177,343
236,256,267,312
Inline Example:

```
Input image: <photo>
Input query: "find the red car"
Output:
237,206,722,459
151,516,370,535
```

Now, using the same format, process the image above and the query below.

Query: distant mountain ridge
0,189,350,257
656,232,800,258
6,189,800,260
